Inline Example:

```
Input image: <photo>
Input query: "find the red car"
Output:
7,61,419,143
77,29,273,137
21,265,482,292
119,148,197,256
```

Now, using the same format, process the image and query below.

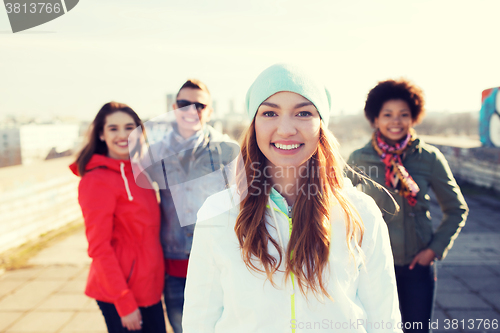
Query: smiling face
100,111,137,160
173,88,212,139
374,99,414,145
254,91,321,170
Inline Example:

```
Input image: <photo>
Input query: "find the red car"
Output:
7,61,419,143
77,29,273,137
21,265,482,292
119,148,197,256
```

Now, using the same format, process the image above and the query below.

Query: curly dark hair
364,78,425,125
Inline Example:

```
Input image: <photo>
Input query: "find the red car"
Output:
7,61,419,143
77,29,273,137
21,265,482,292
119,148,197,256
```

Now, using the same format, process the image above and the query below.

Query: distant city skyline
1,0,499,121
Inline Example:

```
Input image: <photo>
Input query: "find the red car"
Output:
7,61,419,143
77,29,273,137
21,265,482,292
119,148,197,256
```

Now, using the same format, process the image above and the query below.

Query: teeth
184,117,198,123
274,143,301,150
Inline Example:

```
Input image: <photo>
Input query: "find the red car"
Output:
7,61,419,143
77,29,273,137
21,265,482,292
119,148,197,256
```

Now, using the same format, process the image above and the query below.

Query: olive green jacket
347,137,468,266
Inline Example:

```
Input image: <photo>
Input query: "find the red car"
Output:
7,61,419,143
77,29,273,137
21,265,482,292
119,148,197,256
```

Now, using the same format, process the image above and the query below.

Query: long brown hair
75,102,143,177
235,120,365,299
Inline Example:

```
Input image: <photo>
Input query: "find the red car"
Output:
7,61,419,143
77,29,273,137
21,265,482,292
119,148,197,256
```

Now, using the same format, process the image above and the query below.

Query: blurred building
0,125,22,167
166,93,176,112
212,100,217,119
229,99,235,114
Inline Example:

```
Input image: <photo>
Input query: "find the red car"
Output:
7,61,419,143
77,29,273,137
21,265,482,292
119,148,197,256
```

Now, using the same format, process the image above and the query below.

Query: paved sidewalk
0,228,105,332
429,189,500,333
0,190,499,332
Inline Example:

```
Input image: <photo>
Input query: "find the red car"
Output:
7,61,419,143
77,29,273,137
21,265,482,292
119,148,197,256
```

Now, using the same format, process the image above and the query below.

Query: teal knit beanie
245,63,331,126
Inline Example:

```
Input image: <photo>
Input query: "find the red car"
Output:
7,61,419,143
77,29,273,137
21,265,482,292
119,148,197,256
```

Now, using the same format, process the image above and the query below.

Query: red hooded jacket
70,154,164,317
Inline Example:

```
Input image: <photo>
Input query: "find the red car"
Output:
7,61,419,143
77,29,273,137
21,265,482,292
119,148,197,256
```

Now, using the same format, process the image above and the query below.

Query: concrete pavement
0,229,105,332
429,188,500,333
0,188,499,332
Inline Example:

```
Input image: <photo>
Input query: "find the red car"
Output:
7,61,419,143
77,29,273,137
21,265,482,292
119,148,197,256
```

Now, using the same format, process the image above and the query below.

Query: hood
149,124,237,165
70,154,135,201
69,154,131,177
162,124,233,151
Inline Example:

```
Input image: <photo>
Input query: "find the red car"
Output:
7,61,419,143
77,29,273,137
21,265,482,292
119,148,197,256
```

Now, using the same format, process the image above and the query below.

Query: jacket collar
69,154,131,176
69,154,134,201
362,134,422,160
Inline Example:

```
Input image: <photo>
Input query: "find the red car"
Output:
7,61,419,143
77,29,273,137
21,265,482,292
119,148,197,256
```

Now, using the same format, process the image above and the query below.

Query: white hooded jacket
183,180,402,333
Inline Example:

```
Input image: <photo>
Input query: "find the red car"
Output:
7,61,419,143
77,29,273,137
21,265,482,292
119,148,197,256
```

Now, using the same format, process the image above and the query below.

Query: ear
373,117,379,129
172,102,177,111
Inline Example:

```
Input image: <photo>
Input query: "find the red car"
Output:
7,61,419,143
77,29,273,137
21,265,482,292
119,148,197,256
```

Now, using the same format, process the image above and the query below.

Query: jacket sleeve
346,151,363,187
182,220,224,332
427,150,469,259
78,174,138,317
357,196,402,333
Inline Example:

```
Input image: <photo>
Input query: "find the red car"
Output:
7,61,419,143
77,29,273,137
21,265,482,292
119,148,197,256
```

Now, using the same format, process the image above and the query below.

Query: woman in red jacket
70,102,166,332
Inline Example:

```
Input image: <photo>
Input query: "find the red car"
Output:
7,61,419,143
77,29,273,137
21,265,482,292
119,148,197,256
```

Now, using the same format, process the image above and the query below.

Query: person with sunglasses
145,79,239,333
173,81,213,140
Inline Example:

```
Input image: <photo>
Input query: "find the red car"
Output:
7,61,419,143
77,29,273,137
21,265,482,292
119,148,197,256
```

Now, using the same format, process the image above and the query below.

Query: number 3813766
5,3,62,14
443,319,498,330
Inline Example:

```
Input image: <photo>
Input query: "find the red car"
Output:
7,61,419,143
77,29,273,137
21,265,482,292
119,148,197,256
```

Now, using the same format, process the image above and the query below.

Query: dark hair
75,102,143,176
176,79,211,98
364,78,425,124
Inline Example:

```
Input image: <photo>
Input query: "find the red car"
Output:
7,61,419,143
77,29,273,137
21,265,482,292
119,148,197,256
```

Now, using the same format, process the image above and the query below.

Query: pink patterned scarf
371,130,420,206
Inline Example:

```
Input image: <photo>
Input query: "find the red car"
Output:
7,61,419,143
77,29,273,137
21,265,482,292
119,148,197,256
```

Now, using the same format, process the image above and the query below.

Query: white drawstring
141,169,160,204
120,162,134,201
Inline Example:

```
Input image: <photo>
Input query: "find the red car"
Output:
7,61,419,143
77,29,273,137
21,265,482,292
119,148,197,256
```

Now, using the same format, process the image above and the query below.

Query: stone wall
431,144,500,192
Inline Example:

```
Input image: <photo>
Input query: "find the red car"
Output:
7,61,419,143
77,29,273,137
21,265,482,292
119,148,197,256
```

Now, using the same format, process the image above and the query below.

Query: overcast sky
1,0,499,121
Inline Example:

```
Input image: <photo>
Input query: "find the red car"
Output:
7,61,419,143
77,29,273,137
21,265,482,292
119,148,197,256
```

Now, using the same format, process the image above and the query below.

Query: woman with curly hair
348,79,469,332
182,64,402,333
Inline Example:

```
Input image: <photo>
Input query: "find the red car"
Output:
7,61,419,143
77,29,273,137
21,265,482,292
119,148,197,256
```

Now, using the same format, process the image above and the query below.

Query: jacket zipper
267,203,296,333
285,202,296,333
289,214,296,333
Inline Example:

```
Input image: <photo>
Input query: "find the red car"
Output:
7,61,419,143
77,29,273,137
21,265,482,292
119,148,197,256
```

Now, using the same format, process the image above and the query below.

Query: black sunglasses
176,100,207,112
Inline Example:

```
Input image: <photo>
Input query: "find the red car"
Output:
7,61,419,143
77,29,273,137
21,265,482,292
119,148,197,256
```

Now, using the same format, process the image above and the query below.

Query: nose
186,104,199,114
276,116,297,137
391,115,402,124
118,128,129,139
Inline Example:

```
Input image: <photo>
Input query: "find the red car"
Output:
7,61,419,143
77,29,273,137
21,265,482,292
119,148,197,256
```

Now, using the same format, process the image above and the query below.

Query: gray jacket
348,137,469,266
146,125,240,260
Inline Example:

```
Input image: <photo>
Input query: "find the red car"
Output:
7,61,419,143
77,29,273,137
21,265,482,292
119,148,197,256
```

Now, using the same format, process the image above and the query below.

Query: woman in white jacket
183,64,403,333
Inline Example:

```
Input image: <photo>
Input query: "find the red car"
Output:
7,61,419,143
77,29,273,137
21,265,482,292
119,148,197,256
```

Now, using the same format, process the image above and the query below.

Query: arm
346,151,363,187
427,150,468,260
182,221,224,333
78,174,139,317
357,200,402,333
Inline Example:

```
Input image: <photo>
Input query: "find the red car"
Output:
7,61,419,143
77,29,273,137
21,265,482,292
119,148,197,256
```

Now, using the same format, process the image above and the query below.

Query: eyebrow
381,108,411,112
106,123,136,127
260,101,314,109
294,102,314,109
261,102,279,108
